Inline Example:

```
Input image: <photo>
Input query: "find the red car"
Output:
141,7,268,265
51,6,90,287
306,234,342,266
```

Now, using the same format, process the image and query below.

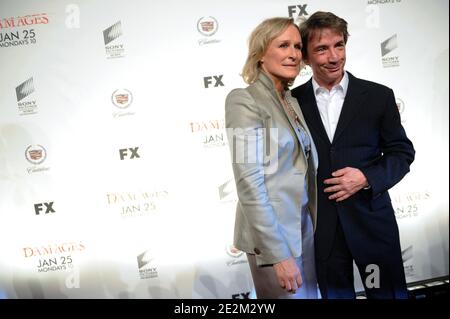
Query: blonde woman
225,17,319,299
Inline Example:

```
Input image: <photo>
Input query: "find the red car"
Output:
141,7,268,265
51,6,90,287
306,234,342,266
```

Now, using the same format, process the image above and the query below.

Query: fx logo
288,4,308,18
203,75,224,88
34,202,55,215
232,292,250,299
119,147,140,160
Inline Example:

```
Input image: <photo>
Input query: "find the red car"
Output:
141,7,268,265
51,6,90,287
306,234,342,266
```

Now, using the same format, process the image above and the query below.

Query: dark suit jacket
291,72,415,261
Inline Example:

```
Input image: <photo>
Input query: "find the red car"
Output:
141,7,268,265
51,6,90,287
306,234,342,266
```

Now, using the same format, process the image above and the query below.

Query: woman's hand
273,256,302,293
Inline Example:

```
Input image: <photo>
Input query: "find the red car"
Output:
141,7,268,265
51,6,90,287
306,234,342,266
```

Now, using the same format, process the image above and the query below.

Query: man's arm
324,88,415,201
359,88,415,198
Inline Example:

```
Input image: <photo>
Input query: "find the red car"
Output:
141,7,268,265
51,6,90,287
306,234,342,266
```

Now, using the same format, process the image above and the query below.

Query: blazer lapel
286,91,319,170
332,73,367,144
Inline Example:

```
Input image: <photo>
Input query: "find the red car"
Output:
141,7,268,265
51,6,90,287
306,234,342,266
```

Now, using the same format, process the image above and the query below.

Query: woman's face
261,24,302,89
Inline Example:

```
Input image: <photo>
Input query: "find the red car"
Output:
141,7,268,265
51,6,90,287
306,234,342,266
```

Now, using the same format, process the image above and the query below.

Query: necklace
282,96,311,159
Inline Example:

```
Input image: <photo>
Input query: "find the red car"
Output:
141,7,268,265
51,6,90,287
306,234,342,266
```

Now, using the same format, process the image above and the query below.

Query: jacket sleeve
360,88,415,198
225,88,291,265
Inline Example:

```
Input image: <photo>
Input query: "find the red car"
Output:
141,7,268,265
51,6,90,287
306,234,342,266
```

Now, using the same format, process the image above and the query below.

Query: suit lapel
297,80,331,146
332,73,367,144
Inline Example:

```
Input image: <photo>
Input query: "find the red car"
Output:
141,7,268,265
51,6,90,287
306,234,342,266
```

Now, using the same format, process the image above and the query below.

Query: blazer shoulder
353,76,393,95
225,87,258,113
226,87,248,100
225,87,254,105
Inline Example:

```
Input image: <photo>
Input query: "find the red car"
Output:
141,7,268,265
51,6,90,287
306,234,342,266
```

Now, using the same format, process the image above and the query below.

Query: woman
225,17,319,299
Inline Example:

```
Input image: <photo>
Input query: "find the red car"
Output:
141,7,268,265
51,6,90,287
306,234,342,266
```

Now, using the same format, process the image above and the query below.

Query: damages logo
0,13,48,48
190,119,227,148
0,13,48,30
22,242,85,273
106,190,169,218
393,191,430,219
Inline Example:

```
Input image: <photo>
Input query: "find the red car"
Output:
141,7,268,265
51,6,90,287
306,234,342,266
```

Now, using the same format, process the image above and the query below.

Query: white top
312,71,349,142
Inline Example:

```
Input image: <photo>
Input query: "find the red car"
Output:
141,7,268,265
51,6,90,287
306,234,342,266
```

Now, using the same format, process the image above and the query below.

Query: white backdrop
0,0,448,298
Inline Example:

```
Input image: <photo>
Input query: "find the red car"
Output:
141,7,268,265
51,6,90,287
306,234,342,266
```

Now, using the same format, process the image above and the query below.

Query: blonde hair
242,17,300,84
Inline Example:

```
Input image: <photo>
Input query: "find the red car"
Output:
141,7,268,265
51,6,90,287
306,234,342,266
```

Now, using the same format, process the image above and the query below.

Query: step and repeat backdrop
0,0,448,298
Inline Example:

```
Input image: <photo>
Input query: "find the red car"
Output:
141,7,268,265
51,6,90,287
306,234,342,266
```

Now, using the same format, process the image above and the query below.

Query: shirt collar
312,71,349,95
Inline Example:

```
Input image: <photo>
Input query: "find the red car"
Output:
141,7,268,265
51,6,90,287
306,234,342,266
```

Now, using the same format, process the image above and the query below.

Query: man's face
304,28,346,90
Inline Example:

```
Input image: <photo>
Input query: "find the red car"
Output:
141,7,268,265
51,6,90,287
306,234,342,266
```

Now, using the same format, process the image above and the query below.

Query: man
291,11,415,299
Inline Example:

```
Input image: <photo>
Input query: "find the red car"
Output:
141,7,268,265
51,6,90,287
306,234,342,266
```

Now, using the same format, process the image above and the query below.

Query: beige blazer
225,71,318,266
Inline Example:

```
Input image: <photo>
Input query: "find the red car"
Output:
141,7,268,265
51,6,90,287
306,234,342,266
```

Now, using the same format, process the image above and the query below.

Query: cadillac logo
197,16,218,37
25,144,47,165
111,89,133,109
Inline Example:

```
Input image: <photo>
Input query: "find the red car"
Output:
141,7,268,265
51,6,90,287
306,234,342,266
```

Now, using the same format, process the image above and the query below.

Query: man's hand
273,256,302,294
324,167,369,202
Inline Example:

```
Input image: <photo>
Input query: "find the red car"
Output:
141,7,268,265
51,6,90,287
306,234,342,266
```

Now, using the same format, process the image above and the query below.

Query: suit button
330,147,335,154
254,248,261,255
